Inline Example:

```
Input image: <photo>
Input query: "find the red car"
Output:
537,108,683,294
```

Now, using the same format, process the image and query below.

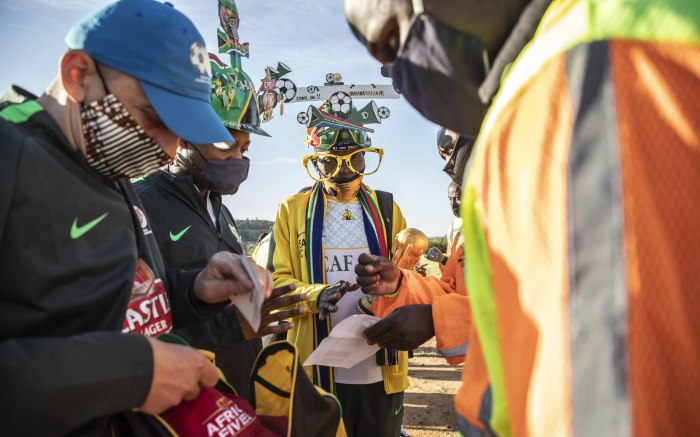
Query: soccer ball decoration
297,111,310,125
189,43,210,75
329,91,352,115
324,72,344,85
377,106,391,119
258,62,296,122
275,78,297,103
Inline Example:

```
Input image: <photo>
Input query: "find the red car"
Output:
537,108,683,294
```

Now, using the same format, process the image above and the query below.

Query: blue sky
0,0,455,236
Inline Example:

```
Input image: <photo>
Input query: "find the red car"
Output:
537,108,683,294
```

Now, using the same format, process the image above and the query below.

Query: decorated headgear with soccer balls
297,91,391,152
210,53,269,137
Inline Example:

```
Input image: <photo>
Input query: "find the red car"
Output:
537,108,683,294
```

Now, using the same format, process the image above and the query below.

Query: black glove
425,246,445,263
318,281,359,320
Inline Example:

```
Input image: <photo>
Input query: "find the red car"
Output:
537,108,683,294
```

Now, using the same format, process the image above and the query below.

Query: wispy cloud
3,21,36,31
255,156,299,166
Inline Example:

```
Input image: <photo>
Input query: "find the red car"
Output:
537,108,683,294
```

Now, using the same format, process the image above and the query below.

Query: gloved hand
317,280,359,320
424,246,445,263
414,263,428,277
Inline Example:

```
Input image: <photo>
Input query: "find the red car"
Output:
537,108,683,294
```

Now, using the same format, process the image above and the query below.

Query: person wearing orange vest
359,128,472,338
356,129,493,435
346,0,700,435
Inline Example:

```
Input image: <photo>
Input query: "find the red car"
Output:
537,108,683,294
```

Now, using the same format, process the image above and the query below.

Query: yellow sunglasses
301,147,384,182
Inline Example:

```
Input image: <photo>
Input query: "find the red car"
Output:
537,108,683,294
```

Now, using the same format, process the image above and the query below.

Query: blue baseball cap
65,0,233,145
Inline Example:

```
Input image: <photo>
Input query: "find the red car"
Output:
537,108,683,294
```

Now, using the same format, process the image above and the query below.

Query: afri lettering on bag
206,401,254,437
122,259,173,335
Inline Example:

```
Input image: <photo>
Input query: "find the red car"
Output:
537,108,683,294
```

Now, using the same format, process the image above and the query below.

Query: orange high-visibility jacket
462,0,700,436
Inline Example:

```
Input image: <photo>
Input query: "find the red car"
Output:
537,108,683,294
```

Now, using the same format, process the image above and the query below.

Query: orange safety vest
463,0,700,436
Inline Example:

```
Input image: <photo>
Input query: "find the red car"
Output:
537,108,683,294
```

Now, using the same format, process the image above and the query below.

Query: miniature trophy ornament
392,228,429,270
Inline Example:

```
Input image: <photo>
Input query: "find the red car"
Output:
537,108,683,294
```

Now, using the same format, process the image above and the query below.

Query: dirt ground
400,257,461,437
403,337,462,437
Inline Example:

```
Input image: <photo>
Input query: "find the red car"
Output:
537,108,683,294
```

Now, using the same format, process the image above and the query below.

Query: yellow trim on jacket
271,184,409,394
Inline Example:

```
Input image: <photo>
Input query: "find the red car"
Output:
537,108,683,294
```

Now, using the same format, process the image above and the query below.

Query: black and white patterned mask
81,94,170,180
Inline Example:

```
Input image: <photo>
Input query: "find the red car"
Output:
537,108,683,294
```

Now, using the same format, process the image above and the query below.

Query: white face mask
81,93,170,181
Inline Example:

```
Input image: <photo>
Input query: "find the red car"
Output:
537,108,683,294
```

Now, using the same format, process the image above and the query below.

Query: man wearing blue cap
0,1,273,435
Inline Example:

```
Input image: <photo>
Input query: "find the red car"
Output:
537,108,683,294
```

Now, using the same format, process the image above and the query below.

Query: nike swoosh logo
169,225,191,242
70,213,108,239
394,405,403,416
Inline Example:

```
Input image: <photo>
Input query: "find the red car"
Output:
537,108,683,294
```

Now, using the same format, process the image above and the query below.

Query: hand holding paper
193,252,272,332
304,315,381,369
229,255,266,332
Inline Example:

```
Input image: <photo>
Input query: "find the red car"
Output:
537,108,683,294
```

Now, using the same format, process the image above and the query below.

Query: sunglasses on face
302,147,384,181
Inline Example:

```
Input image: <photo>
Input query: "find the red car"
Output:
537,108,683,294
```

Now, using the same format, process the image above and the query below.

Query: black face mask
199,157,250,195
450,199,461,217
443,135,476,186
178,143,250,195
390,7,490,138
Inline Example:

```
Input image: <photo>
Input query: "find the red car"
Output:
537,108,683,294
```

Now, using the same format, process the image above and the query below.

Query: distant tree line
235,218,273,245
428,236,448,253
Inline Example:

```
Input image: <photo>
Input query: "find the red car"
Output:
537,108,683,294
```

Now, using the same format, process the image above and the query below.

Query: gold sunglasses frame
301,147,384,182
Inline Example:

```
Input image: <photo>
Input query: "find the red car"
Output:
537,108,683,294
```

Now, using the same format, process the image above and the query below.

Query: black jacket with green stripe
0,89,214,435
133,171,258,400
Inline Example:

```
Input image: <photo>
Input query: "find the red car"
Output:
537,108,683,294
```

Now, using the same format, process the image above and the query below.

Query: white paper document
303,314,381,369
228,256,264,332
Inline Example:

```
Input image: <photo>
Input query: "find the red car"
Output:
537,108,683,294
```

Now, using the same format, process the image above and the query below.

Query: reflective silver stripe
566,41,630,437
457,387,496,437
440,342,468,358
477,384,494,435
457,415,493,437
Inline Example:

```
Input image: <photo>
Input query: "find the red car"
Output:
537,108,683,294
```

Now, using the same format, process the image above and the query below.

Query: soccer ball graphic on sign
329,91,352,115
275,78,297,103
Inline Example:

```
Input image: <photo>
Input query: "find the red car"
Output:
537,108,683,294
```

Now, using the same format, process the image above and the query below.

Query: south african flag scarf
304,183,394,393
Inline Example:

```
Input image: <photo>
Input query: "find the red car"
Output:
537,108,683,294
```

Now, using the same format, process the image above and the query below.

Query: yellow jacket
270,184,409,394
